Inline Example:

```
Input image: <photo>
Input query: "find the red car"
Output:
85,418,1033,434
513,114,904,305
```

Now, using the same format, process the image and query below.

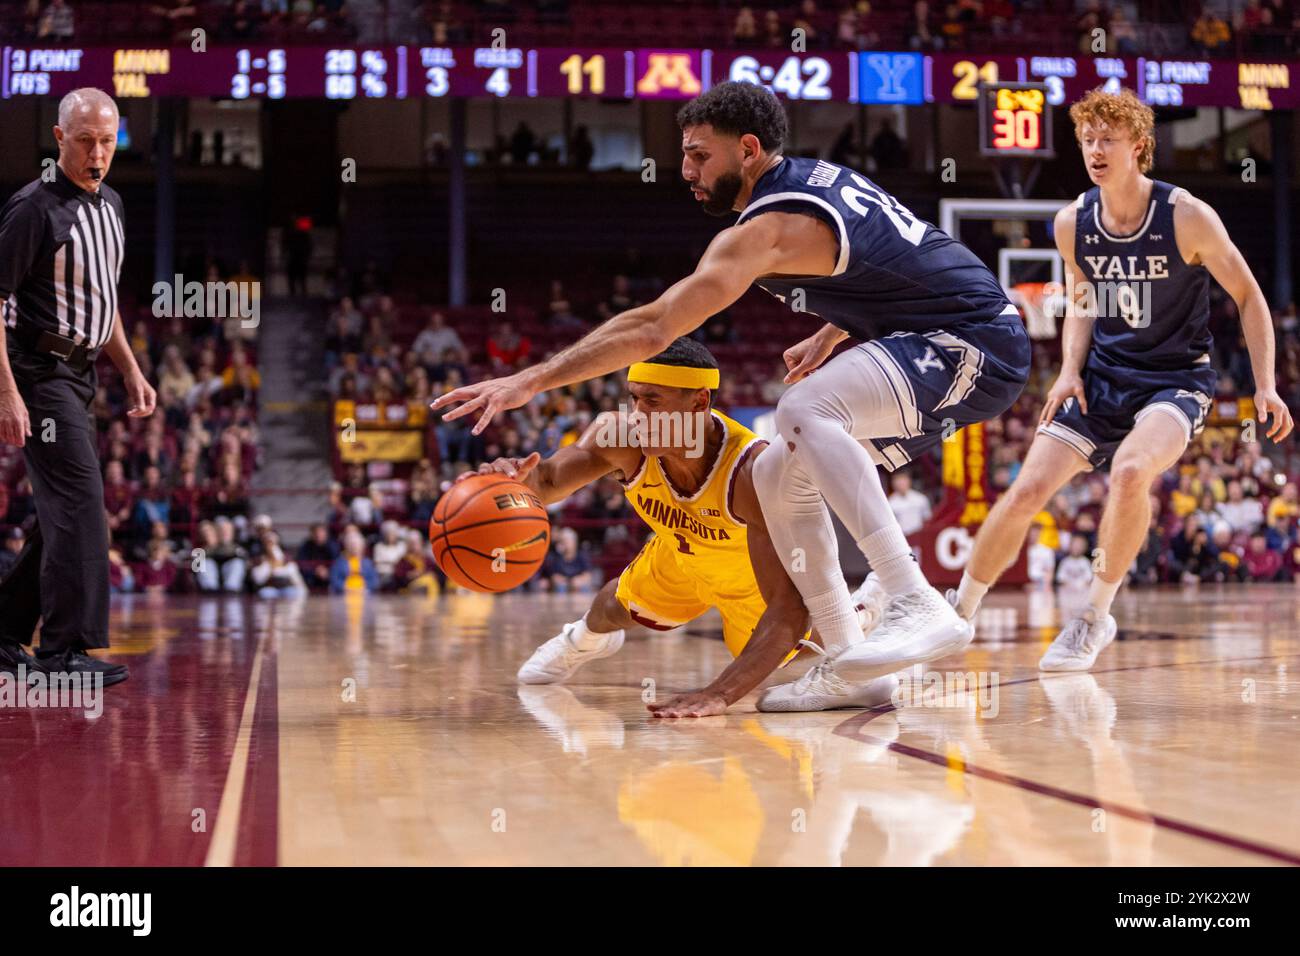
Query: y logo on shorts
913,346,944,374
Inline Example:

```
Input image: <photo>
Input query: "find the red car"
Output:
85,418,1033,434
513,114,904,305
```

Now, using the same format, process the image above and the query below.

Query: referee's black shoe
0,640,38,678
32,650,130,687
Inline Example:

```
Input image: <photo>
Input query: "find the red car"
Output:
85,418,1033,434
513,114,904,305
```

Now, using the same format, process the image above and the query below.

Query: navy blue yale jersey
739,157,1012,339
737,157,1030,471
1041,180,1216,471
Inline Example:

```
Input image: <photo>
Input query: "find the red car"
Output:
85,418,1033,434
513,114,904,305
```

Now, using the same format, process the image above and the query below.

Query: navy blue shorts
1038,356,1216,471
860,307,1031,470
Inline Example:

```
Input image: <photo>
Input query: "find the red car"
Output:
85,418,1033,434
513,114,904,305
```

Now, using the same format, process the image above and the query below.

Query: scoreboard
2,44,1296,110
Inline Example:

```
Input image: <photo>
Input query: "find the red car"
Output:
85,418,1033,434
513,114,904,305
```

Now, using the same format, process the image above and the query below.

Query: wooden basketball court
1,584,1297,866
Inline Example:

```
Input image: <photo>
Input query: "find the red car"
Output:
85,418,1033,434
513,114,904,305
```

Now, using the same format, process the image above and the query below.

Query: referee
0,88,156,687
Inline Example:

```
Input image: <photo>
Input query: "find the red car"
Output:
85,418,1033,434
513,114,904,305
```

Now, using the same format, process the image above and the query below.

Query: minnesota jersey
618,410,765,600
1074,180,1212,373
737,157,1012,340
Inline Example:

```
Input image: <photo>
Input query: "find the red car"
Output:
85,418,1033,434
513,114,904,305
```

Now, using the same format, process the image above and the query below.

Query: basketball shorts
1038,356,1216,471
615,533,767,658
859,307,1032,471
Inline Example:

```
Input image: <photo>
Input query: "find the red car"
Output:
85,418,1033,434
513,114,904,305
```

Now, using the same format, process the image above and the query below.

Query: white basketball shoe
757,641,900,712
831,586,974,682
1038,609,1116,672
516,620,625,684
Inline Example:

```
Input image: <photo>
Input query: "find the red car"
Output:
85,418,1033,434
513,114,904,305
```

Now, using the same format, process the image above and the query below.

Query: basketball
430,474,551,592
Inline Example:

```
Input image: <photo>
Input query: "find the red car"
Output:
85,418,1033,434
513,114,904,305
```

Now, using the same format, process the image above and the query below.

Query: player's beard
699,171,743,217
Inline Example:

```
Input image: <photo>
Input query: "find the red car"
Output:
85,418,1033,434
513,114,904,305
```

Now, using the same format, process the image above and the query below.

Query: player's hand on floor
457,451,542,484
1254,387,1294,442
648,689,728,718
430,373,536,435
1039,371,1087,425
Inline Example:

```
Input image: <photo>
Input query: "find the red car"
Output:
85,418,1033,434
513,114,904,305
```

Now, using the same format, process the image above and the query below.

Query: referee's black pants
0,348,110,654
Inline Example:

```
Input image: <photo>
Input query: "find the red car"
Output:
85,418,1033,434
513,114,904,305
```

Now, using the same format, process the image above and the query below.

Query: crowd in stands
4,2,1299,59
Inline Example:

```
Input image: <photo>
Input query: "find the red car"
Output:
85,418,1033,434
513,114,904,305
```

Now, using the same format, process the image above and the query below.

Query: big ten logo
494,491,544,511
698,507,721,518
935,525,974,571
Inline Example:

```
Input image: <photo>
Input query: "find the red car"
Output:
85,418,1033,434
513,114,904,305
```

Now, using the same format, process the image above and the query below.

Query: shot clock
978,81,1054,158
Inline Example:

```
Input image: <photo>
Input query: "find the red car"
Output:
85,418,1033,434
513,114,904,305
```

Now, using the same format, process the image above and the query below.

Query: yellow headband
627,362,720,390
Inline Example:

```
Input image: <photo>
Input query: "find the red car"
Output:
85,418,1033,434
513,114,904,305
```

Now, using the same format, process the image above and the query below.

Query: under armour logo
913,347,944,374
1084,235,1100,244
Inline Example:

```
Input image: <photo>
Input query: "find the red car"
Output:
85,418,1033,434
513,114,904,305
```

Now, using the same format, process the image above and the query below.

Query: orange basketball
430,474,551,592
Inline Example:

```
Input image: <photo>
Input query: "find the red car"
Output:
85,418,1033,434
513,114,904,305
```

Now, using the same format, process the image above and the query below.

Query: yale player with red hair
949,87,1293,670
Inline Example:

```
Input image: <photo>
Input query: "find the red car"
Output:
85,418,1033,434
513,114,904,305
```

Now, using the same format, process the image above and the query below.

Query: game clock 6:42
723,53,839,101
977,81,1054,158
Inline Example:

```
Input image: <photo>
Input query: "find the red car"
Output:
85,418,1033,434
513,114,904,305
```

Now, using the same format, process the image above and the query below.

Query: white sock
857,525,928,597
570,613,616,649
751,441,864,656
1088,576,1122,619
955,572,990,620
805,582,863,657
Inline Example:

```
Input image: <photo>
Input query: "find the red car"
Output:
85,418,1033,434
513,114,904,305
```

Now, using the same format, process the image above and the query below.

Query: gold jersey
619,411,766,601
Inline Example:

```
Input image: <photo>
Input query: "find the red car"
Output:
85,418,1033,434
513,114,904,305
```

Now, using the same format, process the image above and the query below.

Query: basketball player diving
457,337,898,716
434,80,1032,710
948,88,1292,671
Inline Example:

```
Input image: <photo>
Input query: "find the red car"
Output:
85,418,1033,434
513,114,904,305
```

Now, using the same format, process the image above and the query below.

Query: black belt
10,326,99,373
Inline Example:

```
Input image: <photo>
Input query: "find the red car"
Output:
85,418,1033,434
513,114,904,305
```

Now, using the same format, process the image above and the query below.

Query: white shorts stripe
924,330,984,411
1135,401,1194,443
1037,419,1096,464
879,442,912,471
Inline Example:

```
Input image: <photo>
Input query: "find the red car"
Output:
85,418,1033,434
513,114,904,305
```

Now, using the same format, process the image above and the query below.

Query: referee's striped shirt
0,164,125,352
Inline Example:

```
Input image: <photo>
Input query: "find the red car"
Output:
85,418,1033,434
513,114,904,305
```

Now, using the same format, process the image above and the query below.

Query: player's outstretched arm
431,216,791,435
1041,203,1097,425
1176,193,1294,442
648,445,810,718
455,411,644,505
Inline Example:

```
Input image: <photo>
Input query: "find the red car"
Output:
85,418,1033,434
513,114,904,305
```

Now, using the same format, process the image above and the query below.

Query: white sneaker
1038,610,1116,672
831,587,974,682
852,572,888,635
758,641,901,712
516,621,625,684
943,587,978,640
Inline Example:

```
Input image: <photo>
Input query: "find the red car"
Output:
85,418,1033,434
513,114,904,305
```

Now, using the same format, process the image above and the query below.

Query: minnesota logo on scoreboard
635,50,703,99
